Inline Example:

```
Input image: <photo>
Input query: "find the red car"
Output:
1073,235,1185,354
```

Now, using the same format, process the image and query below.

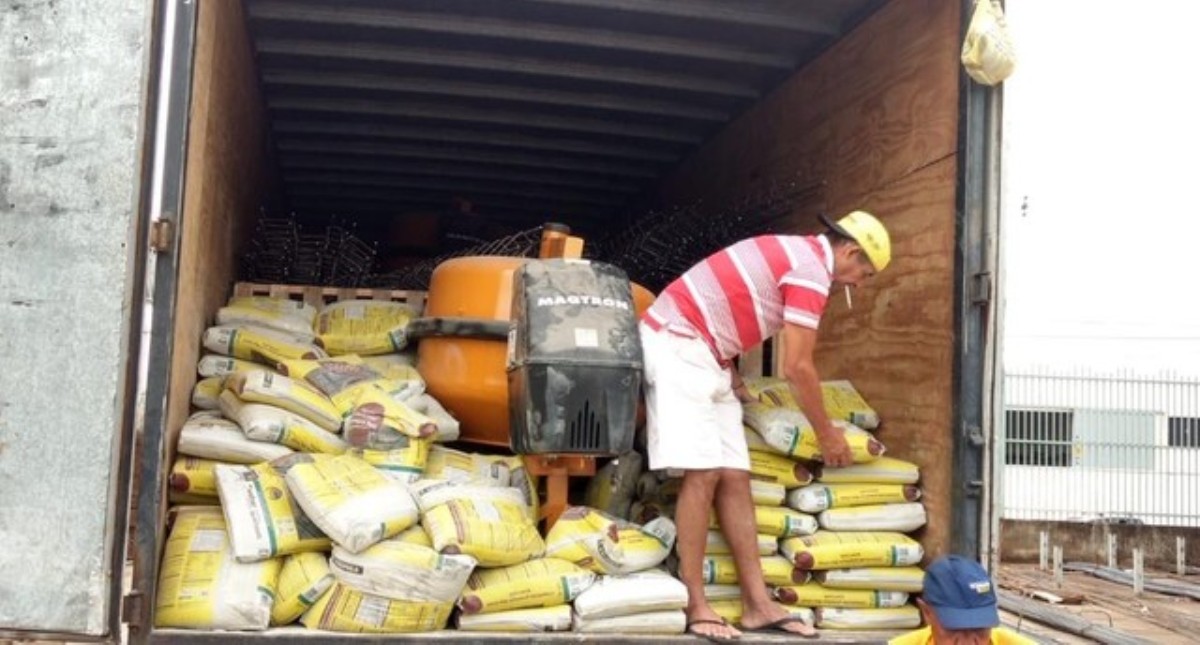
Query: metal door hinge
971,271,992,306
150,218,174,254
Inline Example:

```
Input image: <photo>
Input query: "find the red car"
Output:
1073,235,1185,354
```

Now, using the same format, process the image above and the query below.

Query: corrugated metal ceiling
244,0,885,232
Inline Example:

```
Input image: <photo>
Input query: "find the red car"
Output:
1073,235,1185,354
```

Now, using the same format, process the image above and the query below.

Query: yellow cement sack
197,354,263,378
816,566,926,592
276,355,380,396
168,457,221,501
701,555,807,587
154,507,281,631
711,505,818,538
781,532,924,570
816,606,922,630
458,558,596,615
743,403,884,463
704,530,777,557
337,382,438,447
744,425,776,453
775,583,909,608
203,324,328,365
284,454,419,553
393,524,433,548
215,457,332,562
586,452,644,519
572,609,686,634
361,351,418,373
422,445,512,486
750,451,815,489
316,300,418,355
422,498,545,567
572,569,688,619
272,552,335,626
818,502,927,533
177,412,293,464
299,581,453,633
628,500,674,524
191,376,224,410
329,541,475,602
226,370,342,432
788,483,923,513
816,456,921,485
410,480,532,520
821,380,880,430
348,439,431,484
544,507,676,575
219,391,347,455
403,393,459,443
456,605,572,632
703,584,743,602
710,599,815,628
222,296,317,336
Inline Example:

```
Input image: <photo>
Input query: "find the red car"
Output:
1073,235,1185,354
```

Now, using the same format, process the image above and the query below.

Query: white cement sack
572,569,687,619
456,605,573,632
349,439,431,484
458,558,596,615
284,454,419,553
816,456,921,485
153,507,280,631
410,479,530,519
224,295,317,331
191,376,224,410
821,380,881,430
584,452,644,519
220,391,347,455
215,457,332,562
544,507,675,575
422,445,512,486
703,584,743,602
402,393,459,443
177,412,293,464
788,483,923,513
815,567,926,592
203,324,327,365
226,370,342,432
750,480,787,506
817,502,927,532
816,606,922,630
197,354,262,378
218,303,315,338
329,540,475,602
781,532,924,570
701,554,807,587
743,403,885,463
571,609,686,634
299,581,453,633
272,552,335,626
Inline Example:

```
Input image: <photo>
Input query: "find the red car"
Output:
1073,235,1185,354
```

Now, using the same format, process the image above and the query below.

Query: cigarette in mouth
844,285,853,309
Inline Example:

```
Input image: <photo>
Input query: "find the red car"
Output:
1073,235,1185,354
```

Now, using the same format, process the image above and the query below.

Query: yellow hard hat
819,210,892,271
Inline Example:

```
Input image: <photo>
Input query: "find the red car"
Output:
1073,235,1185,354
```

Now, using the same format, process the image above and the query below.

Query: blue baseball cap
922,555,1000,630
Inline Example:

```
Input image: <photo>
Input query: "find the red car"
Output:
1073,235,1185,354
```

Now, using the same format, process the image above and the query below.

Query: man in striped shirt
640,210,892,641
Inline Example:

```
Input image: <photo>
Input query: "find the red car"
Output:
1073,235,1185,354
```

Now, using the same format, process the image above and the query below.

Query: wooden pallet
232,282,427,314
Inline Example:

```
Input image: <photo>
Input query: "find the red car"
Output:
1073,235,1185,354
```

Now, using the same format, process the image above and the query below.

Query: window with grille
1168,417,1200,448
1005,408,1074,467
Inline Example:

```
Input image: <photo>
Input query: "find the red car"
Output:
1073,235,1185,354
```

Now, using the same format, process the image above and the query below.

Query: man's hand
816,426,853,468
733,382,757,403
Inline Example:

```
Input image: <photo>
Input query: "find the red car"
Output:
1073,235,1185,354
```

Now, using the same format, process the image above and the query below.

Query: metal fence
1000,367,1200,527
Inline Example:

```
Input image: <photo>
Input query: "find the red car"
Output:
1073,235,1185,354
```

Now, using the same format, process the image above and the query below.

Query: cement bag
197,354,262,378
635,472,681,503
276,355,381,397
572,569,687,619
628,500,674,524
361,351,419,374
422,445,512,486
393,524,432,548
284,454,419,553
422,498,545,567
336,382,438,447
744,425,776,453
816,606,922,630
710,599,814,628
544,507,675,575
222,295,317,335
503,455,541,521
219,391,347,455
402,393,459,443
774,583,909,609
743,403,884,463
203,324,327,365
458,558,596,615
816,456,920,485
781,532,924,570
177,412,293,464
300,581,452,633
816,566,925,593
215,458,332,562
154,507,280,631
191,376,224,410
961,0,1016,86
702,555,807,587
168,457,221,502
272,552,335,626
822,380,880,430
316,300,418,355
704,530,777,557
573,609,685,634
329,541,475,602
585,452,644,521
788,483,923,513
410,479,531,520
750,451,814,489
711,505,818,538
703,584,743,602
457,605,572,632
226,370,342,432
750,480,787,506
348,439,431,484
818,502,927,533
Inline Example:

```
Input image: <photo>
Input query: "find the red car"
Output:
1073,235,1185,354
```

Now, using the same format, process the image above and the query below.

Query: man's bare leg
678,469,741,640
714,468,817,636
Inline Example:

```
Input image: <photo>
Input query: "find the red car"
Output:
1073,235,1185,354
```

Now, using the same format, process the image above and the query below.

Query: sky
1001,1,1200,375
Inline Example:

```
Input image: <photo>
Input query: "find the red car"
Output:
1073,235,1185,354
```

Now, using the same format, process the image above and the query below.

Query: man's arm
778,322,853,467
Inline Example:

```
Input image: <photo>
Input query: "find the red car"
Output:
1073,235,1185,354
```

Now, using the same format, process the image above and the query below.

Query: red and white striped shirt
642,234,834,363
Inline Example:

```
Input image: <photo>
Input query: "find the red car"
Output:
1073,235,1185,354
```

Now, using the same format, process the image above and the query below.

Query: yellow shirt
889,626,1039,645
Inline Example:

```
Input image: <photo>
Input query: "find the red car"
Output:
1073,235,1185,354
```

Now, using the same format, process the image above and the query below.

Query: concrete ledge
1001,519,1200,569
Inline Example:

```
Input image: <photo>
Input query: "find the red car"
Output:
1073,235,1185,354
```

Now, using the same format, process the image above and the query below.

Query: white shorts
640,321,749,471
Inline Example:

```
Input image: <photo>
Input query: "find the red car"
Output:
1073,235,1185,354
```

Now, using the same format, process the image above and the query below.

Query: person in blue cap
890,555,1036,645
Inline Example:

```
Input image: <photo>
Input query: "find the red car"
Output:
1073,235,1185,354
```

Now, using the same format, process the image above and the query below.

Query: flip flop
738,616,819,639
686,618,740,643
